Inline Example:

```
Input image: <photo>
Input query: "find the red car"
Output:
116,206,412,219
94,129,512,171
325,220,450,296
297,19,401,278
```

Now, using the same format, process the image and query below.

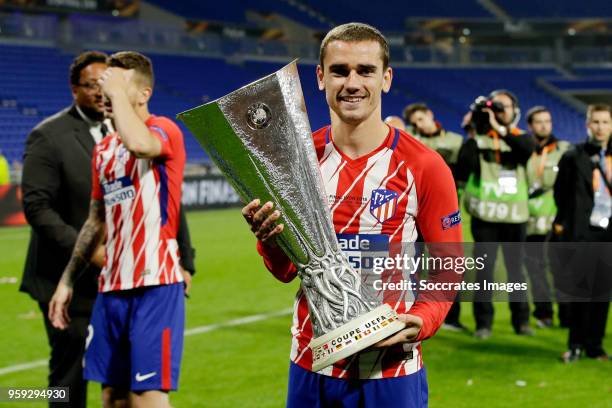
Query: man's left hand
373,314,423,347
49,282,74,330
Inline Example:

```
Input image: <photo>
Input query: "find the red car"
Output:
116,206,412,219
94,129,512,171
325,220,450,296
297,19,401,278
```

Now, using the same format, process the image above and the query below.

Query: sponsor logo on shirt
102,176,136,207
441,210,461,230
337,233,389,271
370,189,399,223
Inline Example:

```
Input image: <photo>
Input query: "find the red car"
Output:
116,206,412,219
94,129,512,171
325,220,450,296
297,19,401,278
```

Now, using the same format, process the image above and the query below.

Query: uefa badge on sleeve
441,210,462,230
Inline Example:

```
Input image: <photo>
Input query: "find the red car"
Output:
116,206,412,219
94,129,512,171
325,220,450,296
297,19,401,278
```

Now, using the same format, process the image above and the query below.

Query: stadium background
0,0,610,406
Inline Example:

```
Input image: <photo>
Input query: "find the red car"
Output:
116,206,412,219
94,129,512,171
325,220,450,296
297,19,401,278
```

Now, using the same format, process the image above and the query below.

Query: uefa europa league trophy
177,61,405,371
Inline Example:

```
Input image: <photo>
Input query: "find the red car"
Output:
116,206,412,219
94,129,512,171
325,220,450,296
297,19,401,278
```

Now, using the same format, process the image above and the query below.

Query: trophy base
309,304,405,372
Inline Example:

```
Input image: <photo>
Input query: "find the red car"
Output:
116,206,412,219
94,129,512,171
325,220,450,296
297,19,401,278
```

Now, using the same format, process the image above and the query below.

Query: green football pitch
0,209,610,407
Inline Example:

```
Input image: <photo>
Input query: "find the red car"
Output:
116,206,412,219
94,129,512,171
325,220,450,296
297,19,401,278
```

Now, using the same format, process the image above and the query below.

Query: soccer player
242,23,462,407
49,51,186,408
20,51,195,408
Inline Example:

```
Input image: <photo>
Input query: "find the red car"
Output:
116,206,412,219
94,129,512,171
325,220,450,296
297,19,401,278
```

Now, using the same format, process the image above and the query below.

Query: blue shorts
84,283,185,391
287,362,428,408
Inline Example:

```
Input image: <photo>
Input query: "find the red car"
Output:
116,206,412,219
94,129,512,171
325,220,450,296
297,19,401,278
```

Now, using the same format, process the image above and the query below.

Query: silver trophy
177,61,405,371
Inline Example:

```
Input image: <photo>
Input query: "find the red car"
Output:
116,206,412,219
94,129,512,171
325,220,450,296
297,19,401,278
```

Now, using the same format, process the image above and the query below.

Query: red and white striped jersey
91,115,186,293
257,125,463,379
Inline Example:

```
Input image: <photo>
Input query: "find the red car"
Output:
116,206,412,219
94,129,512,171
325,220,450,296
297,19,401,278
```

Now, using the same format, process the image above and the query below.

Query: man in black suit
20,51,196,407
554,103,612,363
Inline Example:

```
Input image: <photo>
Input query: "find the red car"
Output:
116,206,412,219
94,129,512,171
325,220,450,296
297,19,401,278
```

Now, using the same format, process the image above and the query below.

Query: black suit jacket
554,139,612,242
20,105,195,313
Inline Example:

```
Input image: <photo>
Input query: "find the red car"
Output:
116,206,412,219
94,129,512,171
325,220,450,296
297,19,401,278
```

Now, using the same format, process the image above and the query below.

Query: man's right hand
242,199,284,247
49,282,73,330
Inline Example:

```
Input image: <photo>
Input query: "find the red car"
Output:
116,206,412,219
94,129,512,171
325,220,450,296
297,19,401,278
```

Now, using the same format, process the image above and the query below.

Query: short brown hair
69,51,108,86
587,104,612,121
107,51,154,88
403,103,429,123
319,22,389,70
526,106,550,124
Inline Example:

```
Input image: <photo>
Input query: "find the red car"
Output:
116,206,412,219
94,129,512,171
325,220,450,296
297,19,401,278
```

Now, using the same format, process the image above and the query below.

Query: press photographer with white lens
456,90,536,339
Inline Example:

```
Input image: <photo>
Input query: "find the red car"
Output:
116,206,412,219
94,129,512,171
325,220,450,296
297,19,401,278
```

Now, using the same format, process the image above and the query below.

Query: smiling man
241,23,462,407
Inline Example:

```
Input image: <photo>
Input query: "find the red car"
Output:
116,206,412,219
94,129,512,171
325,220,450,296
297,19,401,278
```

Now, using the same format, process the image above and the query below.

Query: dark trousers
39,303,90,408
568,302,610,356
471,218,530,331
445,302,461,324
524,234,553,319
565,227,612,356
524,234,571,324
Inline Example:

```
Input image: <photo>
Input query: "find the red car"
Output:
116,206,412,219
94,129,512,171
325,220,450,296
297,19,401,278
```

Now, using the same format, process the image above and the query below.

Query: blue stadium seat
146,0,492,31
0,44,596,166
496,0,612,19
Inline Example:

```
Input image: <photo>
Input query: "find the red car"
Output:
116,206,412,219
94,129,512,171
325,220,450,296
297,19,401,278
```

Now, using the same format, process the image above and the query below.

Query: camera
468,96,505,135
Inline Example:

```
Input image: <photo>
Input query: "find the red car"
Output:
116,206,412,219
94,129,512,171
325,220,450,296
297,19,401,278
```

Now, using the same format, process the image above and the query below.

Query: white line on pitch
0,308,293,377
0,359,47,376
184,308,293,336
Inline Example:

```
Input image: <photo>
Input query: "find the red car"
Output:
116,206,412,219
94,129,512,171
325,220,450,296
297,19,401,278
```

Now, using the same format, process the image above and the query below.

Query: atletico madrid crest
370,189,399,223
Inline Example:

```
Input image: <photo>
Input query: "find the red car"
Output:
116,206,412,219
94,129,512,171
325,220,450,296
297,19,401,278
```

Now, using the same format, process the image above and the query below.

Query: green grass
0,209,610,407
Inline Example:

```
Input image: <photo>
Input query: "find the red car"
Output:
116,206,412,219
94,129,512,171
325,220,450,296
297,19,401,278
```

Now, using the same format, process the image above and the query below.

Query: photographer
404,102,465,331
523,106,570,329
456,90,536,339
404,103,463,176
